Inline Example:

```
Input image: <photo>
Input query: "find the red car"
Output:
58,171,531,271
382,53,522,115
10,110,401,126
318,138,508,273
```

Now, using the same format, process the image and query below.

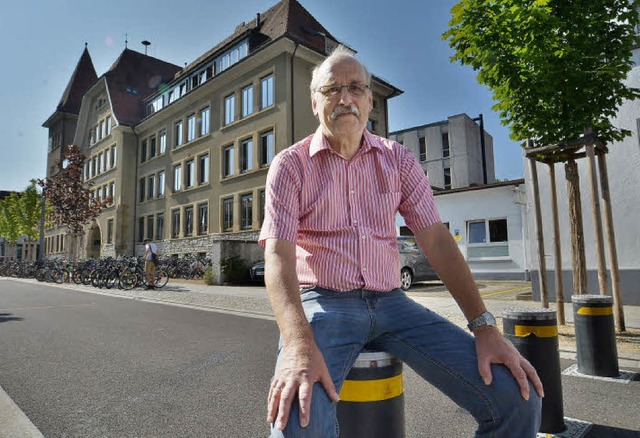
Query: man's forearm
264,240,313,347
414,223,486,321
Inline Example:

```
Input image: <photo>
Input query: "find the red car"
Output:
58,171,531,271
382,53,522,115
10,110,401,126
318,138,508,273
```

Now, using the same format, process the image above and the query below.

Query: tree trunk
565,160,587,295
548,163,565,324
585,144,608,295
528,153,548,308
597,153,625,332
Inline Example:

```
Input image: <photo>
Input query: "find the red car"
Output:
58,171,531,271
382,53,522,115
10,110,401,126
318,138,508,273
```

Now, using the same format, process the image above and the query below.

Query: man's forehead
318,58,366,84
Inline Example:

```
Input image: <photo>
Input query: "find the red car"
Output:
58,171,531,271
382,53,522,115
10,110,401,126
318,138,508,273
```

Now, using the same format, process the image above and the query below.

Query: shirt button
353,220,358,225
350,190,355,195
362,235,366,240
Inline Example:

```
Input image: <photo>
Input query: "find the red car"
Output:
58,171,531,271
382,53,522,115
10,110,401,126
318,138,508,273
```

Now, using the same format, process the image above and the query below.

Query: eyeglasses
316,83,370,98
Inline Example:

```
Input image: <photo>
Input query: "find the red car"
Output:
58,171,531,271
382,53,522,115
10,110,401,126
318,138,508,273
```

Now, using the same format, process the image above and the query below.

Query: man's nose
338,87,354,104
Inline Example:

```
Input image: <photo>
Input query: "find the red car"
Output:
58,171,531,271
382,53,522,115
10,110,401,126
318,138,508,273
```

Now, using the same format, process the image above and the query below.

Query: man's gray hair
310,45,372,95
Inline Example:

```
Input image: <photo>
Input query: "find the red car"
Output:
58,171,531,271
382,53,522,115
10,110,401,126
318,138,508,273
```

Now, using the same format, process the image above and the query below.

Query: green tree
0,181,43,245
443,0,640,147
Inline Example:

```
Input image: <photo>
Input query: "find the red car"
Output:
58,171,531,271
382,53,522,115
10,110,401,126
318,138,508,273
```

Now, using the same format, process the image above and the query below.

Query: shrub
203,266,215,285
221,256,248,284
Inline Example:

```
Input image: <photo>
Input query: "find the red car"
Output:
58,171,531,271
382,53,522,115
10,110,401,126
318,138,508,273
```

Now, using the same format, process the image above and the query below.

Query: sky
0,0,526,192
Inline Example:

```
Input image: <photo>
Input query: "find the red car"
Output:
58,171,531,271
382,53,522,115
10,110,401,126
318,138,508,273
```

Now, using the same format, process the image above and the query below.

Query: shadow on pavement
587,424,640,437
0,313,23,323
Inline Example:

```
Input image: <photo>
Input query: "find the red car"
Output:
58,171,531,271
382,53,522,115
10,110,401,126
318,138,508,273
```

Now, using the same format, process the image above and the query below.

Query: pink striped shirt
259,126,441,292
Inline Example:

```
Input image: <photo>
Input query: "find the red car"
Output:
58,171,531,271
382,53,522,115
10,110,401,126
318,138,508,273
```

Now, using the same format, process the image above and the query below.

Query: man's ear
312,94,319,117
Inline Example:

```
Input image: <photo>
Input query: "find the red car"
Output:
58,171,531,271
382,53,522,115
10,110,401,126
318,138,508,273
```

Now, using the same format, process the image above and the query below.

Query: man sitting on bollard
259,46,544,438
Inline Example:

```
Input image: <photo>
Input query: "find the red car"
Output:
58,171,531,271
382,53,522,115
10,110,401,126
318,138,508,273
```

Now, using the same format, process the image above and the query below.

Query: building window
110,145,116,168
223,145,234,177
156,213,164,240
259,189,266,226
159,130,167,155
105,148,111,170
148,174,156,199
149,135,156,159
260,130,274,166
467,218,509,259
185,159,195,189
200,107,210,136
261,74,274,109
139,178,145,203
138,217,145,242
107,219,114,244
240,138,253,173
175,121,183,148
442,132,450,158
147,216,154,240
224,94,235,125
198,203,208,235
419,137,426,162
187,114,196,142
199,154,209,184
184,206,194,237
241,193,253,230
108,182,115,201
171,209,180,238
223,197,233,231
106,116,112,135
367,119,376,133
158,171,165,197
173,164,182,192
444,167,451,190
101,120,106,139
140,140,147,163
242,85,254,118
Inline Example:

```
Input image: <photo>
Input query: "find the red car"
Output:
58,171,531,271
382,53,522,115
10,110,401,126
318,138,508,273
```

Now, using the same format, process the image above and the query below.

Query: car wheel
400,268,413,291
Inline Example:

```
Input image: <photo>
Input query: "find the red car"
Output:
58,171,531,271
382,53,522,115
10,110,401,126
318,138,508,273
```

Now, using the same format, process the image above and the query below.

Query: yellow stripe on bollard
514,325,558,338
576,306,613,316
339,374,404,402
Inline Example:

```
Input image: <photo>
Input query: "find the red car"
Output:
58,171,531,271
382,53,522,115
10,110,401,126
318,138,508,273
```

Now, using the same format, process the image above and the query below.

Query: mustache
330,104,360,120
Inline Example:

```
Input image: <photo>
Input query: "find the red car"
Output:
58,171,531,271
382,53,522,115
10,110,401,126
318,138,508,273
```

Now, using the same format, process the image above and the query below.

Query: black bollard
572,295,619,377
337,351,404,438
503,308,565,434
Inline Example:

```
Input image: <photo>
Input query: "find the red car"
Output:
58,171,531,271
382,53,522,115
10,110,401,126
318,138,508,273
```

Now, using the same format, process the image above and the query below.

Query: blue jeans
270,287,541,437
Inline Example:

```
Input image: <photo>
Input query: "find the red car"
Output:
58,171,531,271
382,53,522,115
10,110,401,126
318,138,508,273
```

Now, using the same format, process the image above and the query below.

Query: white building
396,180,530,281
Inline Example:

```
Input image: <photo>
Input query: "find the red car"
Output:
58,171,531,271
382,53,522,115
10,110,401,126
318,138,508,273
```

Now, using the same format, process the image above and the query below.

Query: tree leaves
37,145,110,235
443,0,640,147
0,181,42,243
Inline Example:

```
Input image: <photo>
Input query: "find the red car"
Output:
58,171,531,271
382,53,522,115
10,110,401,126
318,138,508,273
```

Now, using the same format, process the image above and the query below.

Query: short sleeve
398,146,441,232
258,152,301,247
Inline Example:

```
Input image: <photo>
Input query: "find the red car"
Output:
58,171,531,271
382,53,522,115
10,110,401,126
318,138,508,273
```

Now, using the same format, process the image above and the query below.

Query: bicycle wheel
105,271,119,289
119,268,138,290
154,269,169,288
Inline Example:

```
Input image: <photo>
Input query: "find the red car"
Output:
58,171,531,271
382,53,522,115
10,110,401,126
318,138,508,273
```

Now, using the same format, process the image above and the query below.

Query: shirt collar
309,126,382,158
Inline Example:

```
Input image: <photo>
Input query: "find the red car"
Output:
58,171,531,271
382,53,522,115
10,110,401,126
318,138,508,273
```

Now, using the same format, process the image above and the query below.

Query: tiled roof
43,47,98,127
181,0,337,77
56,47,98,115
104,49,181,126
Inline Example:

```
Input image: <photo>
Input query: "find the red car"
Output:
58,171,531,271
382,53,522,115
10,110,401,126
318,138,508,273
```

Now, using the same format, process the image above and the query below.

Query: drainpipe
132,125,139,256
290,42,300,146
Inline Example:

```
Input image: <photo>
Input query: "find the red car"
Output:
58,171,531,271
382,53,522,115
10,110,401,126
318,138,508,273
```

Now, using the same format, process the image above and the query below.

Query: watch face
485,312,496,325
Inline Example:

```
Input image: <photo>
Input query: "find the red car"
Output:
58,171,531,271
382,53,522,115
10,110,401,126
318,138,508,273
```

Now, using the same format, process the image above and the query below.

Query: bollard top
352,350,401,368
502,307,557,320
571,294,613,304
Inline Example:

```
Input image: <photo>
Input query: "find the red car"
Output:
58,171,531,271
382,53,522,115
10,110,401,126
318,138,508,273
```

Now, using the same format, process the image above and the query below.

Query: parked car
249,260,265,282
398,236,439,290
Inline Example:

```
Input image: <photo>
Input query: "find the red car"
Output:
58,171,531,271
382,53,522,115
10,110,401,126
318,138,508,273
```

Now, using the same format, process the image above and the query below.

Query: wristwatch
467,311,496,331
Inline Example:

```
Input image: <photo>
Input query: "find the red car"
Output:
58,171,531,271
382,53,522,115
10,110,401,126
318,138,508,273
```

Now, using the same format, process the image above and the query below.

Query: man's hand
267,340,340,431
474,326,545,400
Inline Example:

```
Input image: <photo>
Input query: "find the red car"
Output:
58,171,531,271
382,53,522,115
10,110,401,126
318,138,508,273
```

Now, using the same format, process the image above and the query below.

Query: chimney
256,13,261,27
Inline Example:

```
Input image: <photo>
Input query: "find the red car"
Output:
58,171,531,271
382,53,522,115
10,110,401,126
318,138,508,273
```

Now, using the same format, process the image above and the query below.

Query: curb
0,384,43,438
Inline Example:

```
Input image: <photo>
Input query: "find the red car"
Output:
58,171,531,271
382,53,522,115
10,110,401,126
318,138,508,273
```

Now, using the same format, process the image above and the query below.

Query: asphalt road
0,281,278,437
1,280,638,437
